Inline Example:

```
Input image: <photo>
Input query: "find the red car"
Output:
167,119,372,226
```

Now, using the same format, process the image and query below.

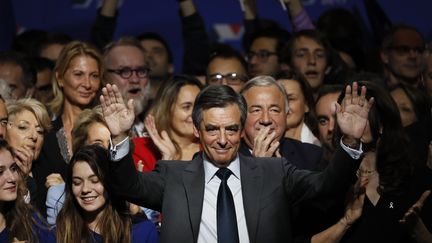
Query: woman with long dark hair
56,144,158,243
0,139,54,242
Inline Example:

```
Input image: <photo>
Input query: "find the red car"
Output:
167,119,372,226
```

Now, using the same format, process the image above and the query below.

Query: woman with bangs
56,144,158,243
0,139,55,243
32,41,105,215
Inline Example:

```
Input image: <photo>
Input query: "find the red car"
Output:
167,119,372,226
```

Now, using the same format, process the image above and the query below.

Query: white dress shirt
197,154,250,243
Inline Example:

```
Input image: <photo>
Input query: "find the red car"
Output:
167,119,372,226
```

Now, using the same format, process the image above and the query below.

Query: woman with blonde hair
5,98,51,204
32,40,105,215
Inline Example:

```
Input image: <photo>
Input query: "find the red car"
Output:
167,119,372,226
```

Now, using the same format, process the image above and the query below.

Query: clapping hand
145,115,177,160
100,84,135,145
341,178,367,227
399,190,431,226
252,126,281,158
45,173,65,188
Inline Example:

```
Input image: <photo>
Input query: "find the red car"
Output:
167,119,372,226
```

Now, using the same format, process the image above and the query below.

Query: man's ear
241,129,245,138
193,125,200,138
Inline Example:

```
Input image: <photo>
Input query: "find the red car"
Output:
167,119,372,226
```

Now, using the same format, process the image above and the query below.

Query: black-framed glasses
107,67,150,79
387,45,425,55
207,73,248,85
246,50,277,62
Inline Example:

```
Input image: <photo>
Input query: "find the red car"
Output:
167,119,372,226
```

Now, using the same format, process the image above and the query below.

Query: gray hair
0,79,12,101
240,75,289,113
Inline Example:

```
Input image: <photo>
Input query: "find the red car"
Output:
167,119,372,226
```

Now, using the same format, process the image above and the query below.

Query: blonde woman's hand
13,146,34,177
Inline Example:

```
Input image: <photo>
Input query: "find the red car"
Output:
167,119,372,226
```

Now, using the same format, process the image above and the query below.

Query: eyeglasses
356,168,376,177
246,50,277,62
387,45,425,55
107,67,150,79
207,73,248,85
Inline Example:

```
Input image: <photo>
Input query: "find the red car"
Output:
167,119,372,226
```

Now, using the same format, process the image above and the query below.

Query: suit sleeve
283,146,360,206
109,150,165,211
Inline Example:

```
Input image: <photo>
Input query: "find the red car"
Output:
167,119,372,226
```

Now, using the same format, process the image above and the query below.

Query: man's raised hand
100,84,135,144
335,82,374,142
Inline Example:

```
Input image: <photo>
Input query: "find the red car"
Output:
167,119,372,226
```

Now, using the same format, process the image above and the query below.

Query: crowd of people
0,0,431,242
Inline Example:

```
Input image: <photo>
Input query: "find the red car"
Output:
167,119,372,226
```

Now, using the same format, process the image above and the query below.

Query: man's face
0,100,7,139
315,92,340,147
104,45,150,115
291,37,329,91
0,63,26,99
248,37,280,77
207,57,248,93
242,85,287,149
34,68,54,104
194,104,243,167
381,29,424,83
140,39,173,80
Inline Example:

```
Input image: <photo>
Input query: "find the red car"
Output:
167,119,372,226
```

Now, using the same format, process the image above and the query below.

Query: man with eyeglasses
380,24,426,87
247,30,289,78
103,37,151,137
206,47,249,93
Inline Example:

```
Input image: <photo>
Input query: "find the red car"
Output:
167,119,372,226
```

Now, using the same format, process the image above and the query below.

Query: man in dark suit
239,75,323,170
100,81,373,243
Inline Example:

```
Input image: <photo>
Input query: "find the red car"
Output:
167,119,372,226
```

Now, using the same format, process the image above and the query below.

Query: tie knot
216,168,232,181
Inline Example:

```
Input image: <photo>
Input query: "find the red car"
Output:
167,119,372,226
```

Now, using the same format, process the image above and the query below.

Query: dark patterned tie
216,168,239,243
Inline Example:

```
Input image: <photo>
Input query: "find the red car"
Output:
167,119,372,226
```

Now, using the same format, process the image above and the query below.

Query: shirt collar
203,153,241,184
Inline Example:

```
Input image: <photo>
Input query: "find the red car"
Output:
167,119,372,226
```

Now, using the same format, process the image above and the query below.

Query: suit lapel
239,140,253,156
239,154,262,243
183,154,205,242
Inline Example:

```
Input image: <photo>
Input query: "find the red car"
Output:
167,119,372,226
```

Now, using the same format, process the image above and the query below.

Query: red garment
132,137,161,172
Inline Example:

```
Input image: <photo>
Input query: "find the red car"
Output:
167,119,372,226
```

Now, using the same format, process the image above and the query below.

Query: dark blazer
238,138,324,170
110,146,360,243
32,117,69,215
